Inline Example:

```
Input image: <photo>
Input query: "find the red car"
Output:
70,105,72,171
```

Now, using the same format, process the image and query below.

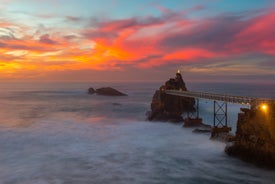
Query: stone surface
88,87,95,94
225,103,275,169
147,72,196,122
192,128,212,133
88,87,127,96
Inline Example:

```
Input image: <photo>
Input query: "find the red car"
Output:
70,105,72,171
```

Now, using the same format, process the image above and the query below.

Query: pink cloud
1,6,274,77
81,11,273,70
228,11,275,55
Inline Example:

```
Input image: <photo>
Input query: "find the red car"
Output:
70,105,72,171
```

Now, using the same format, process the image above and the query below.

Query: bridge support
183,98,202,127
185,98,200,119
196,98,199,118
212,101,231,138
214,101,227,127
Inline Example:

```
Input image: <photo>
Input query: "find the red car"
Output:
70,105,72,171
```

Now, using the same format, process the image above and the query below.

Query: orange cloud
0,7,274,81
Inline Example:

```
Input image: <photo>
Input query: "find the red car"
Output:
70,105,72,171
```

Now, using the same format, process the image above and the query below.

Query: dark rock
185,118,212,133
147,71,196,122
210,126,233,142
225,102,275,169
88,87,96,94
183,118,204,127
95,87,127,96
211,132,235,142
192,128,211,133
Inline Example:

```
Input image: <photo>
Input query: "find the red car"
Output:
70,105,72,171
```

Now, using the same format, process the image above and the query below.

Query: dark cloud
99,18,138,30
63,34,80,41
82,9,186,40
83,30,117,40
65,16,83,22
83,18,138,40
159,14,250,52
0,40,57,52
261,59,275,67
0,42,6,48
39,34,58,45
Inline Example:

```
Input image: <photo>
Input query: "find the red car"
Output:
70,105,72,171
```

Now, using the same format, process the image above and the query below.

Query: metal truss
213,101,227,127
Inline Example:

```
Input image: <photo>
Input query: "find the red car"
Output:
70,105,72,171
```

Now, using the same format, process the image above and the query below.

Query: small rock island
226,102,275,169
88,87,127,96
147,70,196,122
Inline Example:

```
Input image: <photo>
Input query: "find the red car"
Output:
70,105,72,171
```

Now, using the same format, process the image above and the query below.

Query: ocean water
0,81,274,184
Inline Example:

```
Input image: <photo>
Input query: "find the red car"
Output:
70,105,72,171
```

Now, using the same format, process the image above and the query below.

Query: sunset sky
0,0,274,83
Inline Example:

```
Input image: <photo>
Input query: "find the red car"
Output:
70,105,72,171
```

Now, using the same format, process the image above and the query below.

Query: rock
192,128,211,133
211,132,235,142
95,87,127,96
88,87,96,94
147,71,196,122
183,117,206,127
225,102,275,169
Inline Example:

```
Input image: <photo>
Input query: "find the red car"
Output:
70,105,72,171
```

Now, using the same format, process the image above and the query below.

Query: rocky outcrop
225,102,275,169
147,71,195,122
88,87,96,94
88,87,127,96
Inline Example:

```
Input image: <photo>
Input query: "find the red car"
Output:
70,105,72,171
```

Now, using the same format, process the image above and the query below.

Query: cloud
0,4,274,82
228,11,275,54
65,16,83,22
39,34,58,45
84,8,275,69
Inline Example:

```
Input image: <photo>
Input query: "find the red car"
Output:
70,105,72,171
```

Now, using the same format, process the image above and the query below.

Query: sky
0,0,274,83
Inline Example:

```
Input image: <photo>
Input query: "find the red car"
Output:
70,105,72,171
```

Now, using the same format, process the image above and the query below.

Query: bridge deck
165,90,274,105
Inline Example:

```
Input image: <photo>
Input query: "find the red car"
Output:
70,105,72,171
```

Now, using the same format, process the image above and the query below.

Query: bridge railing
165,90,274,105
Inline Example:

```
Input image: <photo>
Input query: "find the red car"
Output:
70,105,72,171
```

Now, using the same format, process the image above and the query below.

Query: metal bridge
165,90,273,105
165,89,274,132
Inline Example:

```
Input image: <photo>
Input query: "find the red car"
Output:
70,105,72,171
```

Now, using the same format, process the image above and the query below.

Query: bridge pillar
185,98,200,119
196,98,199,119
183,98,202,127
212,101,231,138
213,100,227,127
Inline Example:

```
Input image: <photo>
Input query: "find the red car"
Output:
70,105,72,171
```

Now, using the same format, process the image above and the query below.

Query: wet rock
211,132,235,142
95,87,127,96
88,87,127,96
225,102,275,169
88,87,96,94
192,128,212,133
183,118,208,127
147,71,195,122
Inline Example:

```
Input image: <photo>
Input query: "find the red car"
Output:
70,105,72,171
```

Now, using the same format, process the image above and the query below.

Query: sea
0,81,274,184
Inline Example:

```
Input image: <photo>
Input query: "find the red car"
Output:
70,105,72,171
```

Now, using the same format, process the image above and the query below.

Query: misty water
0,82,274,184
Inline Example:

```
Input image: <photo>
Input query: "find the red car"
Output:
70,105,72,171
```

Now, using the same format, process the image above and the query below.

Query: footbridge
165,89,274,133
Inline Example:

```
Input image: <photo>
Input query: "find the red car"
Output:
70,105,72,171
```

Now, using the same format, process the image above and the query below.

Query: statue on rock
147,70,196,122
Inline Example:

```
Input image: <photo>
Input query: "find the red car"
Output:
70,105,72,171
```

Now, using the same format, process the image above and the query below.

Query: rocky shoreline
147,71,196,122
225,104,275,169
147,71,275,169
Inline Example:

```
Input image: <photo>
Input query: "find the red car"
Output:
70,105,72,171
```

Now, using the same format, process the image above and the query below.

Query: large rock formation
225,102,275,169
88,87,127,96
147,71,195,122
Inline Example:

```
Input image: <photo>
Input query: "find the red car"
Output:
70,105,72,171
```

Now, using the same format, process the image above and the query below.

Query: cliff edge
225,102,275,169
147,71,195,122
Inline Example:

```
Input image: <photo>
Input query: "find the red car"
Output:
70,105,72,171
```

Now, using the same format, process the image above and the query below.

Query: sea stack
147,70,195,122
88,87,127,96
225,102,275,168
